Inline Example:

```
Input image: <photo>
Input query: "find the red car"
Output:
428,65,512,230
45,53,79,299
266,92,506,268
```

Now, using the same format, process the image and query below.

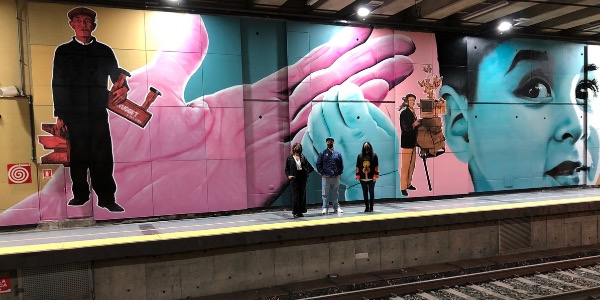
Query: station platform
1,186,600,271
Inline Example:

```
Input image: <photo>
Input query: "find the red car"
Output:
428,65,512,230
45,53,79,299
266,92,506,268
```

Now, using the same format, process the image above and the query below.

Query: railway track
304,255,600,300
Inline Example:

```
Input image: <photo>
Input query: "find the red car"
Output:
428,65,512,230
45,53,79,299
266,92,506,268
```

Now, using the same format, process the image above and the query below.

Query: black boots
364,201,374,212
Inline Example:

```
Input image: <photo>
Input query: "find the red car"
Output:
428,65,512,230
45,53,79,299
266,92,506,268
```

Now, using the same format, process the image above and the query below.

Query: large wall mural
442,37,600,192
0,2,598,226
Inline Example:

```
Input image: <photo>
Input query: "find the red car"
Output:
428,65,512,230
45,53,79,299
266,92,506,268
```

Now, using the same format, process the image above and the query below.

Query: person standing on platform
317,137,344,214
285,143,314,218
399,93,420,197
356,142,379,212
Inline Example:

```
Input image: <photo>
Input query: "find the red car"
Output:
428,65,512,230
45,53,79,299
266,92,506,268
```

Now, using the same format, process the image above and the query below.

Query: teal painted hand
302,83,398,200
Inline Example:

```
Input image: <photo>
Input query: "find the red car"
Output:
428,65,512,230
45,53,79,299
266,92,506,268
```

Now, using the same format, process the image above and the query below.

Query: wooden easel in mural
38,69,162,165
416,65,446,191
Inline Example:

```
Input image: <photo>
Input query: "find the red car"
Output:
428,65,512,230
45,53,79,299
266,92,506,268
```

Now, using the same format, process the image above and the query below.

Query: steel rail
304,255,600,300
529,286,600,300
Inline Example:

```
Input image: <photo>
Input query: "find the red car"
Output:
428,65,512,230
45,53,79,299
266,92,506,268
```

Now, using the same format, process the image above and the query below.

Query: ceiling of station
40,0,600,43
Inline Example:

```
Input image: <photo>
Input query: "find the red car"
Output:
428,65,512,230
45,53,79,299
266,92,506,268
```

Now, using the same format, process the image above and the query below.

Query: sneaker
68,198,89,206
98,202,125,212
334,208,343,213
321,208,328,215
408,185,417,190
401,190,408,196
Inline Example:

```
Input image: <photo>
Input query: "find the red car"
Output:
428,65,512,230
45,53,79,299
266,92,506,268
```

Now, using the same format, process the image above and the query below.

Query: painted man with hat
52,6,128,212
316,137,344,214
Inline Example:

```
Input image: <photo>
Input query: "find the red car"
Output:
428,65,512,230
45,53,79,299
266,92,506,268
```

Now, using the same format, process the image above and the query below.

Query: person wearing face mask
316,137,344,214
356,142,379,212
285,143,314,218
399,93,420,197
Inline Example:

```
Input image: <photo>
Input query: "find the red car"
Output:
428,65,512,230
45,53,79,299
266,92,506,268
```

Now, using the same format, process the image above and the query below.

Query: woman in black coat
356,142,379,212
285,143,314,218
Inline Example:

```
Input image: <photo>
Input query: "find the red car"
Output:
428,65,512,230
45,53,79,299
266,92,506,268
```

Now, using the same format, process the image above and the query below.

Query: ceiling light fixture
357,7,371,18
498,21,512,32
462,1,510,21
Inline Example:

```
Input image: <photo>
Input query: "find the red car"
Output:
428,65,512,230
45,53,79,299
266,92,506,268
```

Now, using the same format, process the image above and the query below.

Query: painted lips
545,161,582,185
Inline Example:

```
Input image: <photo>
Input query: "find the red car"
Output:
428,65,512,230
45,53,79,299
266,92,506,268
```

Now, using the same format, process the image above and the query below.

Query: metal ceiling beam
372,0,421,16
555,14,600,29
466,0,546,23
534,4,600,29
32,0,600,44
519,0,600,26
420,0,485,20
314,0,355,11
253,0,288,6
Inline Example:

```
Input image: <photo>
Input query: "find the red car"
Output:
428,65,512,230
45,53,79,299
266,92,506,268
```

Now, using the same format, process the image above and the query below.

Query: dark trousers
360,180,375,210
66,117,116,204
291,170,308,215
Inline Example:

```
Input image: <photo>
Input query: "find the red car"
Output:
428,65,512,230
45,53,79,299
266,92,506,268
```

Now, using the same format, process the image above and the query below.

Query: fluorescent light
306,0,319,6
357,7,371,17
498,21,512,32
462,1,509,21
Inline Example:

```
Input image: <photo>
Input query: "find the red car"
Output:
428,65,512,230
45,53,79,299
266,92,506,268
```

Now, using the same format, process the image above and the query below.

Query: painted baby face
466,40,599,191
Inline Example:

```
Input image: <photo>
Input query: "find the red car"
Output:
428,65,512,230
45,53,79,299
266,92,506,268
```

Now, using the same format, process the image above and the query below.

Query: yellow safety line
1,195,599,256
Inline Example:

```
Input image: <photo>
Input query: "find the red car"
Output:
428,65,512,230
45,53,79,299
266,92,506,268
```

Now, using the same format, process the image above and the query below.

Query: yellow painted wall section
0,98,40,212
0,0,20,88
0,0,40,213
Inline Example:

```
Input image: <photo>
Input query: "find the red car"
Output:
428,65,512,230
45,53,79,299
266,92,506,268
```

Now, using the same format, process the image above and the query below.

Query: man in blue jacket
317,137,344,214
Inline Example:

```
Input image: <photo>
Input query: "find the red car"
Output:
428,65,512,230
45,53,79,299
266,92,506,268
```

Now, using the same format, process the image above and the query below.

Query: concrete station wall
87,211,600,298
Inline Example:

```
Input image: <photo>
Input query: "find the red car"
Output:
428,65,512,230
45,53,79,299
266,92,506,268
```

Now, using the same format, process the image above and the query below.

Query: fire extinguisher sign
7,163,32,184
0,277,10,294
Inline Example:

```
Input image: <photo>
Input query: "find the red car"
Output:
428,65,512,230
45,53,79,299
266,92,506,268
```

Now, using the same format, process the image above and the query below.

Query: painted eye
514,77,552,102
575,79,599,104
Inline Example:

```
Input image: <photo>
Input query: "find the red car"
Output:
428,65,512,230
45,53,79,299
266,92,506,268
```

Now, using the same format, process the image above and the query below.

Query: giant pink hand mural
0,12,421,225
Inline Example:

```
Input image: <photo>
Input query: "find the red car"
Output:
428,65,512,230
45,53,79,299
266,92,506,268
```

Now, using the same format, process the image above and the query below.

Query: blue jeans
322,176,340,209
